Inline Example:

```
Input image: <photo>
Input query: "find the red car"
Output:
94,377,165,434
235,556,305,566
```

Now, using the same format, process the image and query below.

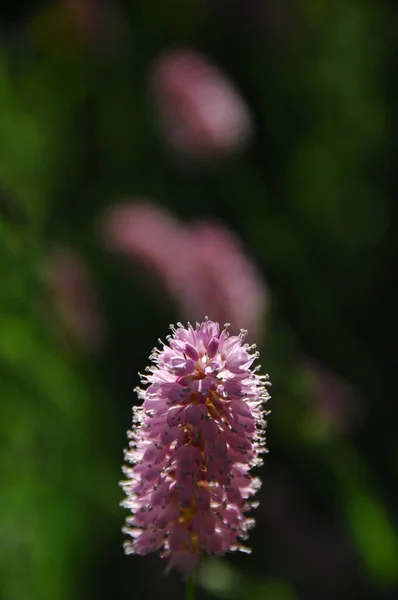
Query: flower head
150,48,253,160
101,201,267,338
44,246,105,353
120,319,270,574
301,358,362,435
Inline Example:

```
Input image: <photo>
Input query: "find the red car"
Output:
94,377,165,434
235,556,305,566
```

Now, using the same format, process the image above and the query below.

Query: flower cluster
301,358,362,435
44,246,105,353
120,319,270,574
150,48,253,159
101,201,267,337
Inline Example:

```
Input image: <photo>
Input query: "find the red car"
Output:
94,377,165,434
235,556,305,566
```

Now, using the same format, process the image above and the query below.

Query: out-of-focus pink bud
302,358,363,435
150,49,253,159
101,202,267,338
186,221,266,336
44,246,105,353
101,201,182,282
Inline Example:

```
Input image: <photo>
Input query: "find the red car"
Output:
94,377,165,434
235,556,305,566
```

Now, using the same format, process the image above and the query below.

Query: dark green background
1,1,398,599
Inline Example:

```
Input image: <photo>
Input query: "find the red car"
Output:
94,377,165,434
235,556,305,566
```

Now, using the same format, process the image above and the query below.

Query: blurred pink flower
101,202,267,338
302,358,362,434
150,49,253,159
44,246,105,353
31,0,122,53
121,319,271,573
185,221,266,335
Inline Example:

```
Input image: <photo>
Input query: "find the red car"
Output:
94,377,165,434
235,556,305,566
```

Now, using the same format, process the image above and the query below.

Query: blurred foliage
1,1,398,600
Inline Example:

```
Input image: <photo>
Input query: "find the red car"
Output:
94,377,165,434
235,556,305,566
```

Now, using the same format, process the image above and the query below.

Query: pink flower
301,358,362,435
150,49,253,159
186,221,266,335
101,202,267,337
44,246,105,353
120,319,271,574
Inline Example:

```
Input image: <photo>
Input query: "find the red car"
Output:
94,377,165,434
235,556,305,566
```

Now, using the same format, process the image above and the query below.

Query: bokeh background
1,1,398,599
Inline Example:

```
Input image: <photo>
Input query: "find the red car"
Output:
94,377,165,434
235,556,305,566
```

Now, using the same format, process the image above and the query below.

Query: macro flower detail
120,319,271,574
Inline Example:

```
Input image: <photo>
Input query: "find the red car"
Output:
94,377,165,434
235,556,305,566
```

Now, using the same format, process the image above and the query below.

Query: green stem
186,572,196,600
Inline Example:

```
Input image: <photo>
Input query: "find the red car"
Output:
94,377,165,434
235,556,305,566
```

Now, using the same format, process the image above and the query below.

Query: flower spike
120,320,271,574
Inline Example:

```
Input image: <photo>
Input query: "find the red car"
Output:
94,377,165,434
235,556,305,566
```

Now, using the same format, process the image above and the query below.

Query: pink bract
120,319,270,574
150,48,253,159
